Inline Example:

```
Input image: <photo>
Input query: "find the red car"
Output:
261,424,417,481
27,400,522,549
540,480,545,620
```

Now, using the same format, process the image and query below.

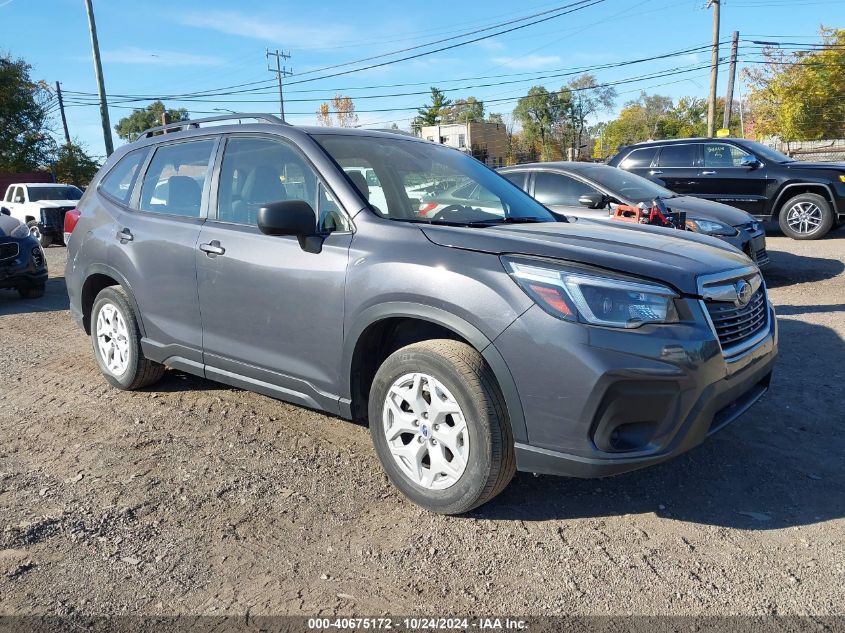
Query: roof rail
137,113,285,139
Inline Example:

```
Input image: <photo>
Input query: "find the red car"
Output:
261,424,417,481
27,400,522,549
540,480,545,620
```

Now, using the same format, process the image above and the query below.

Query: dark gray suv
66,115,778,514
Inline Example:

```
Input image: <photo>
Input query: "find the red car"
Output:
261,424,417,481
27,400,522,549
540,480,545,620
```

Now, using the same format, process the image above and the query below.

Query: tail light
418,202,438,217
64,208,81,235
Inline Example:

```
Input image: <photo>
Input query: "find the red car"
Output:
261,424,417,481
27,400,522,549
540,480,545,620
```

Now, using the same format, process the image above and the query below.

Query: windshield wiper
464,217,550,227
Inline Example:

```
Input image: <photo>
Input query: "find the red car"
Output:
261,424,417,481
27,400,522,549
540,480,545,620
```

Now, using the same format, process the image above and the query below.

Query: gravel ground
0,232,843,618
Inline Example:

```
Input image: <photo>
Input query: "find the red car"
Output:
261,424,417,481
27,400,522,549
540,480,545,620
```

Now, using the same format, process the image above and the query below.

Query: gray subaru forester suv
66,115,777,514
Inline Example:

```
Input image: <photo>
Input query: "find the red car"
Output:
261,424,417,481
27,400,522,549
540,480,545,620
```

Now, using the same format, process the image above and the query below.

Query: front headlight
10,223,30,239
502,256,679,328
685,217,739,237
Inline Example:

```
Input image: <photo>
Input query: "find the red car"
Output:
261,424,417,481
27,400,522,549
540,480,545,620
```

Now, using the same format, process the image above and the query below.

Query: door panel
110,138,216,364
653,144,701,195
196,135,352,411
694,142,768,215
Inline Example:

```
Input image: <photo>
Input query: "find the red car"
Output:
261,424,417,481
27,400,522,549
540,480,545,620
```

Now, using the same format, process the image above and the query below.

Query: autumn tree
564,73,616,158
316,94,359,127
114,101,189,141
513,86,567,161
0,55,55,171
744,26,845,141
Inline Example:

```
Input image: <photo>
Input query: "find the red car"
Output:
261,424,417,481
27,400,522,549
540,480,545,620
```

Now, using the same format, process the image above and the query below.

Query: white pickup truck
1,183,83,247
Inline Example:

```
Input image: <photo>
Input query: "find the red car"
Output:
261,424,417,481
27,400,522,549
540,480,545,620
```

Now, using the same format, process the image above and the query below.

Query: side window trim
211,132,353,233
132,135,221,219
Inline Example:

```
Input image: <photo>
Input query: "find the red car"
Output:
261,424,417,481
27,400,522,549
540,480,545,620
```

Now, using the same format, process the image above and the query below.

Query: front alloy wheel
778,192,834,240
369,340,515,514
382,372,470,490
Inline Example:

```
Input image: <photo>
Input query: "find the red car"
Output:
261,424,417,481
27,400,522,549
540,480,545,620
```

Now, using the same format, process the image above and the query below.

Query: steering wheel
431,204,468,221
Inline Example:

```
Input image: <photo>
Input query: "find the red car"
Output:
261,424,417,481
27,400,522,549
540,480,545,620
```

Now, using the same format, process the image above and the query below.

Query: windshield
577,165,676,203
315,134,556,225
738,140,795,163
27,186,82,201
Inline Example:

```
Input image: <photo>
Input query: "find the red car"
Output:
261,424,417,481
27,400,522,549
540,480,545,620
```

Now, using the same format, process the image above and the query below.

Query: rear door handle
701,170,717,175
199,240,225,256
648,170,663,175
116,228,133,242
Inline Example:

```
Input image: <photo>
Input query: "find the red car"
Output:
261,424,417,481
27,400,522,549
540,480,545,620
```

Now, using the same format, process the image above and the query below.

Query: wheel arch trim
772,182,838,217
81,264,146,337
342,302,528,443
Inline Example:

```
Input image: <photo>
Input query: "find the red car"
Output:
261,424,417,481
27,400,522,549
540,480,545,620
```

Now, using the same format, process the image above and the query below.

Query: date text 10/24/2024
307,617,528,630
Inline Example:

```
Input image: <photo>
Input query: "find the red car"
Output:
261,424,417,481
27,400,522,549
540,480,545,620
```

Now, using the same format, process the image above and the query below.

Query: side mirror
14,196,24,203
578,192,608,209
740,155,761,169
257,200,322,253
0,207,9,216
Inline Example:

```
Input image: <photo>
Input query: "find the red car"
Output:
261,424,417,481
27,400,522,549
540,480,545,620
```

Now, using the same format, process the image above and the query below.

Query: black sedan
499,162,769,267
0,213,48,298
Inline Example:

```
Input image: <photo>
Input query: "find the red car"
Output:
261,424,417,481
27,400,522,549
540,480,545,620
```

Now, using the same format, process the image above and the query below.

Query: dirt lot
1,232,843,618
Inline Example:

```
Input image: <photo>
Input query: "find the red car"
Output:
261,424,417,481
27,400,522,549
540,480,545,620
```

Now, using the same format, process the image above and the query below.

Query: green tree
0,55,55,171
445,96,485,124
114,101,189,141
487,112,505,126
412,87,452,131
744,26,845,141
513,86,566,161
54,141,100,187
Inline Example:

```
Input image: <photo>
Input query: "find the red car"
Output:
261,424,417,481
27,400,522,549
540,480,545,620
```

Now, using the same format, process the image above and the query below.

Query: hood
421,219,752,295
32,200,77,208
781,161,845,172
0,214,23,237
664,196,753,226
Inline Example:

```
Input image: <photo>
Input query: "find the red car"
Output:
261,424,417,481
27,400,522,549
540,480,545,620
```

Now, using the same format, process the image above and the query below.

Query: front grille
705,286,768,354
0,242,19,261
39,207,72,230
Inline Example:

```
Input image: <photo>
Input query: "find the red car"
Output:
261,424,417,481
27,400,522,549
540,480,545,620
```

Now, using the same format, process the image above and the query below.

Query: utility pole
55,81,71,146
723,31,740,132
266,49,292,121
706,0,721,137
83,0,114,156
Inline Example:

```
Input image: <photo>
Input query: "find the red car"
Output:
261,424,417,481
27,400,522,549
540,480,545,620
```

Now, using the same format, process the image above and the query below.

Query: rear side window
139,140,214,217
100,148,147,204
502,172,526,190
619,147,657,169
533,172,598,206
656,145,698,168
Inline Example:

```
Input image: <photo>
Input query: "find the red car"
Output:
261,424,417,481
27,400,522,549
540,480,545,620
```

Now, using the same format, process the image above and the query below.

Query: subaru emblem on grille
735,280,753,306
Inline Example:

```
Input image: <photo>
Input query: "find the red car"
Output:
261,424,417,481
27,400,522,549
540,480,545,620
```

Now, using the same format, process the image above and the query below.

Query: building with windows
417,122,509,168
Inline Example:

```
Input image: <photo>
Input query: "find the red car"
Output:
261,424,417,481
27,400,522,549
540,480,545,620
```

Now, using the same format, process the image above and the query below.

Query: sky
3,0,841,158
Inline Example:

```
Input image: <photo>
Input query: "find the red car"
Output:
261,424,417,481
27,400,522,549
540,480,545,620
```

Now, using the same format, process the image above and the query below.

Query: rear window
27,186,83,201
100,149,147,204
657,145,698,168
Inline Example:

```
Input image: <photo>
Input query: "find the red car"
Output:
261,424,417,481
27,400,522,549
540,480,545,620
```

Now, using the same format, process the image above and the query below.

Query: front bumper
495,299,778,478
0,238,48,289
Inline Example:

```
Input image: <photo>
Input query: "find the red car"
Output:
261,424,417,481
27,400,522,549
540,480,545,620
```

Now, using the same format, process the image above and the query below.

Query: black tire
90,286,165,390
777,193,834,240
368,339,515,515
26,220,52,248
17,283,45,299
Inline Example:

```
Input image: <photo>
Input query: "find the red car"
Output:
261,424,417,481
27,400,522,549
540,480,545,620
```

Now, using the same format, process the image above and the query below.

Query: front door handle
701,170,717,175
199,240,225,256
116,228,133,243
648,170,663,175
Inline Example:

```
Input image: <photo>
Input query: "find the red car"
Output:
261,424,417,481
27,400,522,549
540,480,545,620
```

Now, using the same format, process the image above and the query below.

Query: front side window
100,148,147,204
620,147,657,169
703,143,754,168
575,165,676,204
4,188,13,202
315,134,555,225
656,144,698,168
139,139,214,217
533,172,599,206
217,136,346,233
14,187,25,202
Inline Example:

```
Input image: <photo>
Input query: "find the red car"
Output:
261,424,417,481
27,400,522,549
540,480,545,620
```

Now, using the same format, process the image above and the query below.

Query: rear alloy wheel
91,286,165,390
369,340,515,514
778,193,834,240
26,220,52,248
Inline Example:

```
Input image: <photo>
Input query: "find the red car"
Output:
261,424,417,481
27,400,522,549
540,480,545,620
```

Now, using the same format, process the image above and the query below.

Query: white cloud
179,10,354,50
492,54,561,70
101,47,224,67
